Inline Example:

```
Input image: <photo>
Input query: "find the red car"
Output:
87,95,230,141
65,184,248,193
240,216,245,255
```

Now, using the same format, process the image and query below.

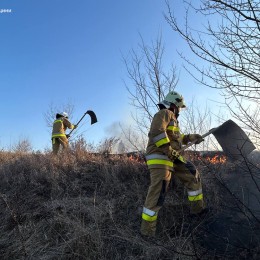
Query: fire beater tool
181,120,256,162
67,110,98,138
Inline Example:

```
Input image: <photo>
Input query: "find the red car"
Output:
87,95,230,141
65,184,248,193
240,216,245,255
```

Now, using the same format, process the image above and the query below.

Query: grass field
0,151,259,259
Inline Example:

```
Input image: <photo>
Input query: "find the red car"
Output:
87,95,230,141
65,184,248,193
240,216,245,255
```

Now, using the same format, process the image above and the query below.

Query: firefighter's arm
151,111,172,149
63,118,77,129
151,111,181,159
185,134,204,144
152,131,183,161
181,134,204,145
182,134,190,145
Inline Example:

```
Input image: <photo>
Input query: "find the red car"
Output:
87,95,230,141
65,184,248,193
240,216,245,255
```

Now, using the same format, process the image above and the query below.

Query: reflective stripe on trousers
142,207,158,222
187,189,203,201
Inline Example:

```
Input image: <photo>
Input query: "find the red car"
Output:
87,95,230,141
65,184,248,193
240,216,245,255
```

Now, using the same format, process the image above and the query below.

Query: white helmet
60,112,68,118
158,91,186,109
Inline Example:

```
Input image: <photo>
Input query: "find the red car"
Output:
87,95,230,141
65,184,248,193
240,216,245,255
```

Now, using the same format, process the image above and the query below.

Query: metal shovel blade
212,120,256,161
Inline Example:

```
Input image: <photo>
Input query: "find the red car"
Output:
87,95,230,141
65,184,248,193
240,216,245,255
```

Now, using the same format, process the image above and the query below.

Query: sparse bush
12,138,32,154
97,137,120,155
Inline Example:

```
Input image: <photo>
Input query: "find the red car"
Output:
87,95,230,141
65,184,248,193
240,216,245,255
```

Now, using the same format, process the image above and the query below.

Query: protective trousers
141,168,171,237
141,160,204,237
52,136,69,155
174,160,204,214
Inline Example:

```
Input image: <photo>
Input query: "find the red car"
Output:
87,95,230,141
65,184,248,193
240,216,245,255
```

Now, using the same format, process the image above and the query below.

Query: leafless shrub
97,137,120,155
12,138,32,154
44,101,75,129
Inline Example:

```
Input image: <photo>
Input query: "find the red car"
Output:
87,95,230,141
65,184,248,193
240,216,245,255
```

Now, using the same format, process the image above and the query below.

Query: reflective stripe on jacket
145,109,189,170
52,117,75,139
145,154,174,170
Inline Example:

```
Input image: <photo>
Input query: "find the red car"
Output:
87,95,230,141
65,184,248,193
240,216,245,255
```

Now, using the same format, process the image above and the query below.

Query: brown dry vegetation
0,150,259,260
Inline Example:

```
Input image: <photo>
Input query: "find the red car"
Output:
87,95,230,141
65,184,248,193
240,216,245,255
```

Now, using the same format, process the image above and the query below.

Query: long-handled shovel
67,110,98,138
181,120,256,162
180,127,218,152
176,127,219,163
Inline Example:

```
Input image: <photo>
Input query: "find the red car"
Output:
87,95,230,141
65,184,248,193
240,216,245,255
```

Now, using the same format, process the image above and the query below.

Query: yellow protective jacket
145,109,190,170
52,117,75,139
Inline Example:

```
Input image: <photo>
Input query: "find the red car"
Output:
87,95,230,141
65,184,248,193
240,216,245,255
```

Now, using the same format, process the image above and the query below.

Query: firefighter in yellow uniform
52,112,77,155
141,91,206,237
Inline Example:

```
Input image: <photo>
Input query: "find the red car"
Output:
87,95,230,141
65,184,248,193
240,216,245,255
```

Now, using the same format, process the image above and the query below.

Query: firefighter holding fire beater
141,91,208,237
52,112,77,155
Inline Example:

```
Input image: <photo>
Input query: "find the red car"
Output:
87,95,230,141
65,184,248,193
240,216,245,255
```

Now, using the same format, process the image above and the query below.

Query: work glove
66,134,70,139
189,134,204,144
168,147,181,161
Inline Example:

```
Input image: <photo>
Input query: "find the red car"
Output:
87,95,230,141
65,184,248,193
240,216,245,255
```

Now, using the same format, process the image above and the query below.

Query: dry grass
0,151,259,259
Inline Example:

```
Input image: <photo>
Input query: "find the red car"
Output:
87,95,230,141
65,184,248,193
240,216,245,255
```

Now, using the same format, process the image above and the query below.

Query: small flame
196,154,227,164
205,154,227,164
127,154,145,163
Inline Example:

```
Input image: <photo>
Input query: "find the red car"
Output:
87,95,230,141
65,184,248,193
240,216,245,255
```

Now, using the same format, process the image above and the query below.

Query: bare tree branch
122,33,179,149
165,0,260,100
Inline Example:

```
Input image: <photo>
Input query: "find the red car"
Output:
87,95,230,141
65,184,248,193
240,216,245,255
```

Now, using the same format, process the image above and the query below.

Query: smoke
104,121,122,137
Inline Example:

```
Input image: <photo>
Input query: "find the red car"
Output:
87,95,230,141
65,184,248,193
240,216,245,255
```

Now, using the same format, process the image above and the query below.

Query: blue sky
0,0,222,151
